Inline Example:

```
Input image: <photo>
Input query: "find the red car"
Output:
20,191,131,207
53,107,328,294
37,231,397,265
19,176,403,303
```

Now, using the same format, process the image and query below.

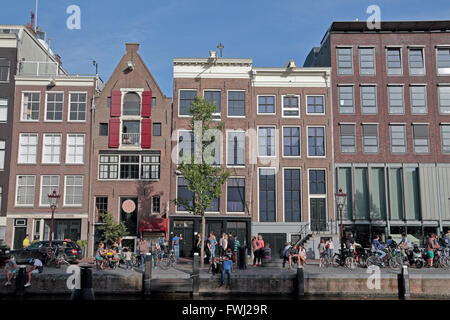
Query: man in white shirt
24,258,43,287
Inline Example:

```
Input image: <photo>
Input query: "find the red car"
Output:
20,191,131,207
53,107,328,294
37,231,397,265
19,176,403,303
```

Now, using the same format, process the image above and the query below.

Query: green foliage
77,239,88,248
97,213,128,247
174,96,230,216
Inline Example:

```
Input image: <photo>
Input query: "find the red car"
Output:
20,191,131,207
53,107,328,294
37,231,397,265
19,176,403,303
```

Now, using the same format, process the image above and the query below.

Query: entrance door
226,222,247,248
259,233,286,259
310,198,326,231
14,227,27,250
173,220,194,257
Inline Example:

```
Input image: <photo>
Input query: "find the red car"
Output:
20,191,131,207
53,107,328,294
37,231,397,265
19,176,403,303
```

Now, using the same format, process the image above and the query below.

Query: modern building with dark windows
304,21,450,246
89,43,172,256
170,52,334,258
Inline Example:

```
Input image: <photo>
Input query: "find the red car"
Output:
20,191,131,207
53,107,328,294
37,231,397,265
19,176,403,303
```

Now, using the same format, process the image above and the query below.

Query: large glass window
46,92,63,121
227,131,245,166
21,93,40,121
64,175,83,206
18,133,38,164
204,90,221,116
371,168,387,220
258,127,276,157
359,48,375,75
308,127,325,157
390,125,406,153
258,96,275,114
282,96,299,117
227,91,245,116
122,92,140,115
69,93,87,121
361,86,377,114
339,124,356,153
40,175,59,206
337,48,353,75
66,134,85,164
120,155,139,179
413,124,429,153
0,140,4,170
309,170,326,195
387,48,402,75
410,86,427,114
284,169,301,222
408,49,425,75
227,178,245,212
0,98,6,122
122,120,140,146
405,168,420,220
179,90,196,116
0,59,10,82
283,127,300,156
177,177,194,211
99,155,118,179
388,86,404,114
95,196,108,217
307,96,324,114
338,86,354,113
355,168,369,220
99,154,160,180
389,168,404,220
437,48,450,75
152,196,160,214
153,123,161,136
42,134,61,164
140,155,160,179
438,86,450,114
259,168,276,222
16,175,35,206
362,124,378,153
441,125,450,154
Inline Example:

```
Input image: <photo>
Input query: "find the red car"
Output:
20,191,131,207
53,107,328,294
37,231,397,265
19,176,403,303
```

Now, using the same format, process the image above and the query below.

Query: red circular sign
122,200,136,213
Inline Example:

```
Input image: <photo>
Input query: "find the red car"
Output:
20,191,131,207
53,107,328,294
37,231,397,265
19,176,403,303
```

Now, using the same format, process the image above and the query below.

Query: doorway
310,198,326,231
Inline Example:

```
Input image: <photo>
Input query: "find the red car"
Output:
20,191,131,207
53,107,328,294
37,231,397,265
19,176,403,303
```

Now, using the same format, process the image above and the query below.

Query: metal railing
122,133,140,146
297,221,339,246
18,61,61,76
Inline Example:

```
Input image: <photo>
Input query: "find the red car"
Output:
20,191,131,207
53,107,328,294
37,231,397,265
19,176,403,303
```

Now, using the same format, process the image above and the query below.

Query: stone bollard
15,265,27,296
192,253,200,295
143,253,152,295
398,265,410,300
71,265,95,300
296,265,305,296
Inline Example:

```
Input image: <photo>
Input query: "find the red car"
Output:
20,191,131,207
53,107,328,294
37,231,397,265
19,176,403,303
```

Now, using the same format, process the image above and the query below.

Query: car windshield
27,242,43,249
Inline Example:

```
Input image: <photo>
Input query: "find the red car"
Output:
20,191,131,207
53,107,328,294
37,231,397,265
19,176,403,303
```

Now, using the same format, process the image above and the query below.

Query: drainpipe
87,82,96,257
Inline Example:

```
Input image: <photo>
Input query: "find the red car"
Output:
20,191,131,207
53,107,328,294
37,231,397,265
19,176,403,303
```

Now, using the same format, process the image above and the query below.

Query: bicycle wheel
388,256,401,270
345,257,356,269
159,258,171,270
331,254,341,268
366,256,376,268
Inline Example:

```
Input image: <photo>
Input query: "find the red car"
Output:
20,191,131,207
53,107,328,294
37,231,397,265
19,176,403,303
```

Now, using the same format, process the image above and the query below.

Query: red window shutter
110,91,122,117
141,119,152,148
108,119,120,148
142,91,152,117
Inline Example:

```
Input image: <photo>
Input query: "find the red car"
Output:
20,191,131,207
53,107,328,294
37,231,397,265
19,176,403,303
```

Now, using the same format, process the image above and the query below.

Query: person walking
256,235,264,266
318,239,326,267
150,238,159,269
139,238,149,269
326,238,334,260
172,233,182,261
23,234,30,249
251,236,258,267
208,232,217,261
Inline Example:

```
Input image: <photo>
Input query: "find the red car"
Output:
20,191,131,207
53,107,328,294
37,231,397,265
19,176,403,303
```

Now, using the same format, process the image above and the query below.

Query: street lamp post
47,190,60,259
335,188,347,252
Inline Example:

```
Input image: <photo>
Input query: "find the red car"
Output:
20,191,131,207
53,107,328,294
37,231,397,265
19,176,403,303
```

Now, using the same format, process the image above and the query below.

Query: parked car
0,239,11,265
11,240,82,264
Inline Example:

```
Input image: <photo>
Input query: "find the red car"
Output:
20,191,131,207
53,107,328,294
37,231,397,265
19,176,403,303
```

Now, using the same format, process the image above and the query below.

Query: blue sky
1,0,450,96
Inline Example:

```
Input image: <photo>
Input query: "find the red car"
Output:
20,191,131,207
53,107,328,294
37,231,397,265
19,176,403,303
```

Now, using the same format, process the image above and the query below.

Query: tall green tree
97,212,128,247
174,96,230,267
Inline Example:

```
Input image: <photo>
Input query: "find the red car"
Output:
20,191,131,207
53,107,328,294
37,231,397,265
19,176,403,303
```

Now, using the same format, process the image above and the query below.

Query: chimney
126,43,139,54
55,54,62,66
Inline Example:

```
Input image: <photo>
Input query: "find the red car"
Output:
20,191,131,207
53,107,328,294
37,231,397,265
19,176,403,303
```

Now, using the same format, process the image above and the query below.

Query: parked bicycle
159,249,176,270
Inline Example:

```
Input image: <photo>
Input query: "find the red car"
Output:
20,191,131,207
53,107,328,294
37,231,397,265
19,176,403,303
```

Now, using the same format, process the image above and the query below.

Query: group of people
3,256,43,288
251,235,272,266
199,232,242,265
283,242,307,268
95,237,130,270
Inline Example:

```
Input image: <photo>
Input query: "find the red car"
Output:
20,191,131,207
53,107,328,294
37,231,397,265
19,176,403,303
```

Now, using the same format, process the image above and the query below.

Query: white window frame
226,90,246,118
18,133,38,164
178,89,197,118
203,89,222,120
408,47,426,76
15,175,35,207
281,94,300,118
386,46,403,76
282,125,301,158
257,167,277,223
440,124,450,154
257,125,277,158
226,130,246,168
336,47,353,76
360,85,377,114
39,175,60,207
436,46,450,76
44,91,64,122
0,98,8,122
358,46,376,76
226,176,246,214
0,140,5,170
20,92,40,122
282,167,302,223
337,84,355,114
67,91,88,122
305,95,325,115
63,175,83,207
362,123,379,154
410,84,427,115
256,95,276,115
65,134,85,165
42,133,62,164
388,84,405,115
307,168,327,225
412,123,430,154
177,130,194,165
339,123,356,154
438,85,450,115
306,125,326,158
390,124,407,154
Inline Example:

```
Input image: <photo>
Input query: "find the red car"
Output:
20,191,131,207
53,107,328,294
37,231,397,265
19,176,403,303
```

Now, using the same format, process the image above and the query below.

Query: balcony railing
122,133,140,146
18,61,61,76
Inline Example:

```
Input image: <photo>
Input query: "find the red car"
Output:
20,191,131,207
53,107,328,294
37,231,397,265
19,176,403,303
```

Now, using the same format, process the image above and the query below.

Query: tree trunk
200,214,206,268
